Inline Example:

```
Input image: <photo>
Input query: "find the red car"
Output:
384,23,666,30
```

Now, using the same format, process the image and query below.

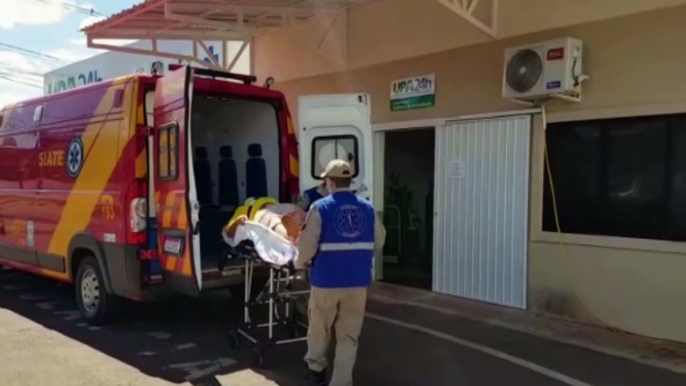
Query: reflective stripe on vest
319,242,375,251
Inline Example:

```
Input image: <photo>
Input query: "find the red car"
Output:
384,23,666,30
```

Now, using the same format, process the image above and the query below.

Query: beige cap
320,159,353,178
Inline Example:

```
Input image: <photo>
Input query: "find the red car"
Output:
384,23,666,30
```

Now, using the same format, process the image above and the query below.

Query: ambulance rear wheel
75,256,117,325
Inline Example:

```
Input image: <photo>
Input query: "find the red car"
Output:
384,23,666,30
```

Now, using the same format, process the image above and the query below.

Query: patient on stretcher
222,198,307,244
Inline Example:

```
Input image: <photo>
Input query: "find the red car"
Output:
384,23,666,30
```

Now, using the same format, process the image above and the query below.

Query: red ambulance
0,66,373,324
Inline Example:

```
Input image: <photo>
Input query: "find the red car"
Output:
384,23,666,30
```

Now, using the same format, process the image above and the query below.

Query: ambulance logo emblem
66,138,84,178
334,204,367,238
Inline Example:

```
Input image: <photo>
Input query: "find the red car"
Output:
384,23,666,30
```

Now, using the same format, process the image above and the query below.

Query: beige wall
270,5,686,343
255,0,686,82
274,5,686,125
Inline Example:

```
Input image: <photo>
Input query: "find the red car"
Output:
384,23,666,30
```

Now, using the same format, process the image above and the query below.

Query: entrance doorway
381,128,435,290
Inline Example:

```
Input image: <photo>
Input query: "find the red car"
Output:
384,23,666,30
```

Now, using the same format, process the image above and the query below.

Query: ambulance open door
152,66,203,296
298,94,373,201
297,94,378,276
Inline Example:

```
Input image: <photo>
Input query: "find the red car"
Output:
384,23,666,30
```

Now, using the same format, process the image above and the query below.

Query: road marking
174,343,197,351
2,284,31,291
20,294,51,301
54,310,81,321
37,301,63,310
366,312,595,386
167,358,237,381
147,332,171,340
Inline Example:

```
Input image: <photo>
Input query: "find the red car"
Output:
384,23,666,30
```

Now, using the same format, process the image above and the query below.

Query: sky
0,0,140,107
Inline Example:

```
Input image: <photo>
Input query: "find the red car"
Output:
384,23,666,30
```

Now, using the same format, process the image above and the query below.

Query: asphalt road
0,267,685,386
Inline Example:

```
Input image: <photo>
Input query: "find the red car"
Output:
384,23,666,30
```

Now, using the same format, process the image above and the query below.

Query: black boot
304,369,327,386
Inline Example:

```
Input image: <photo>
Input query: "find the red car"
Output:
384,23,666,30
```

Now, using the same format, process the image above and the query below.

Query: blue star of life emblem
66,138,84,178
333,204,367,238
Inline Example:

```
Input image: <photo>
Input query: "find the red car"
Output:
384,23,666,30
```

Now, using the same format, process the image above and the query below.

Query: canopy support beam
436,0,498,37
82,0,368,73
86,36,250,72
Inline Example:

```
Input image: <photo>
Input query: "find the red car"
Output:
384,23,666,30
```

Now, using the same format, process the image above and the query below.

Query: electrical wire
0,62,45,77
30,0,107,17
0,71,42,83
0,43,69,62
0,74,42,88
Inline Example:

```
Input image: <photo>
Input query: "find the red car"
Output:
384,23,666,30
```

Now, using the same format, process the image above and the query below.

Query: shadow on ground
0,268,305,385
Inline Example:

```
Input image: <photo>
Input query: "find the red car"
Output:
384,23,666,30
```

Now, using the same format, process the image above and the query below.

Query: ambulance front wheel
75,256,118,325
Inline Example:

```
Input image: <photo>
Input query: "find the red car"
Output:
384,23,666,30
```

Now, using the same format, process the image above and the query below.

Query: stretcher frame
227,241,309,366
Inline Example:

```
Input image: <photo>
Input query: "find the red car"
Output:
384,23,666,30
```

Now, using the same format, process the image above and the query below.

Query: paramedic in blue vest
295,159,386,386
296,181,328,211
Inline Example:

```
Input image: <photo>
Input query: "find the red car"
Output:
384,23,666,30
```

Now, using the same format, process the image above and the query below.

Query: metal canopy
436,0,498,37
82,0,373,71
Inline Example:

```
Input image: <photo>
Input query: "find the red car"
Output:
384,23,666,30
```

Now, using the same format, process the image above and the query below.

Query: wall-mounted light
264,77,275,89
151,61,164,75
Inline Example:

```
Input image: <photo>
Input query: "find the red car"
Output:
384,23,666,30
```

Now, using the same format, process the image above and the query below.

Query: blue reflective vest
304,186,325,211
311,191,375,288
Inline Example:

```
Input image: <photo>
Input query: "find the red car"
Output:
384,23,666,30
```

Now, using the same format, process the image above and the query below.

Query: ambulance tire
75,256,118,325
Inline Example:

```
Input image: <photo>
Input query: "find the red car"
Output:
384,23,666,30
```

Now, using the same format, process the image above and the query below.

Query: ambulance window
0,114,3,129
158,123,178,181
33,105,44,123
311,135,359,179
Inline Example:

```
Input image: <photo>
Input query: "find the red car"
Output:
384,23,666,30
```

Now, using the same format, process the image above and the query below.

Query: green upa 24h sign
390,74,436,111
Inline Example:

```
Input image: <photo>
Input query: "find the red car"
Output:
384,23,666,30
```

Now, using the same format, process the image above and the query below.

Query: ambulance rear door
152,66,202,296
298,94,373,202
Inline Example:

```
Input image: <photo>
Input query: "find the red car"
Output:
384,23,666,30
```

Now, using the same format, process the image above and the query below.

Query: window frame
157,122,179,182
310,134,360,180
33,105,44,123
542,113,686,242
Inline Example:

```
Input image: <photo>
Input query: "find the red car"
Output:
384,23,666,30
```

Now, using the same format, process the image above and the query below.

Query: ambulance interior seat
245,143,268,198
194,147,222,262
218,145,239,208
193,147,213,206
212,145,239,257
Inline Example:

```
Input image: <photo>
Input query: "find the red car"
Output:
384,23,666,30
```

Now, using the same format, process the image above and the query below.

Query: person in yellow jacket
222,197,306,242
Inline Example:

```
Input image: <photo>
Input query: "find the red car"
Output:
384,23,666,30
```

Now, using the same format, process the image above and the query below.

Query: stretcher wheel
253,345,265,367
228,331,240,349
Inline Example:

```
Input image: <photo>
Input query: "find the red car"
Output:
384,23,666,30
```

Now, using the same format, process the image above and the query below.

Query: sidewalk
368,282,686,375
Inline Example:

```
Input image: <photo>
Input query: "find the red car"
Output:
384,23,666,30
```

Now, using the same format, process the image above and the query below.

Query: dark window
158,123,179,181
543,114,686,241
311,135,359,179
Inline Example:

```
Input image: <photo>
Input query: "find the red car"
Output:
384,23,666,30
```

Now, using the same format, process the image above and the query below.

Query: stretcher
223,221,310,366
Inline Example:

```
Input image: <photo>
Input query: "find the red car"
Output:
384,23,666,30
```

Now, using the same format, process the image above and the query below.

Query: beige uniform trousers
305,286,367,386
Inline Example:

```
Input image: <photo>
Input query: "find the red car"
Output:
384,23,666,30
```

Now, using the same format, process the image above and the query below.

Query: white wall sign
390,74,436,111
450,159,465,179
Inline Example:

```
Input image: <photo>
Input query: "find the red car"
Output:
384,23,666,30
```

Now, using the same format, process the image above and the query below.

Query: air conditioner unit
502,37,585,102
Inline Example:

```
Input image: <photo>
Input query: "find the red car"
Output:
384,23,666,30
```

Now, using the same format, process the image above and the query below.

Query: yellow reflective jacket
223,197,278,233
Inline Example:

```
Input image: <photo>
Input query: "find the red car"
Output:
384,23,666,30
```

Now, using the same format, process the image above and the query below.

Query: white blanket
222,221,299,266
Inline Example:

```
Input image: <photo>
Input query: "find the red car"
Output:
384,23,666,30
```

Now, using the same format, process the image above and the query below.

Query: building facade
254,0,686,344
